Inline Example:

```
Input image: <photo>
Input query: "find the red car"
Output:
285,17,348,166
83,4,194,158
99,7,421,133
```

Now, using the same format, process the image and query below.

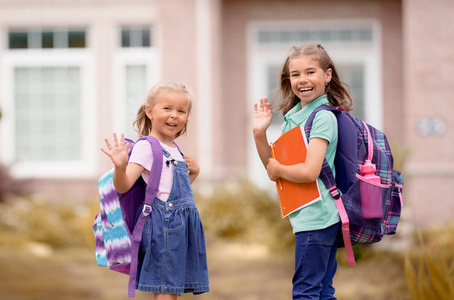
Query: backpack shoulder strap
304,105,356,266
173,141,184,157
305,105,360,193
144,136,164,206
128,135,163,297
304,105,339,191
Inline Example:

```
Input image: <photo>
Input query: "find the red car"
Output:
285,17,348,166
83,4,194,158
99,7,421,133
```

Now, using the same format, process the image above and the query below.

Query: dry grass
1,184,452,300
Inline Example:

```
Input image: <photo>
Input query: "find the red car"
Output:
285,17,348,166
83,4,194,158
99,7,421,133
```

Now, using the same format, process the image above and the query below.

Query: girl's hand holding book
267,157,282,181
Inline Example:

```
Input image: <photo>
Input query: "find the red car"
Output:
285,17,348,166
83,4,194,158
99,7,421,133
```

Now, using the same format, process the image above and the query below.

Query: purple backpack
92,136,163,297
305,105,404,266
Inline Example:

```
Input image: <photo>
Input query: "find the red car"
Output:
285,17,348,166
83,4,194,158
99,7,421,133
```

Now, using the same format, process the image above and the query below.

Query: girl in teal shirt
253,43,355,299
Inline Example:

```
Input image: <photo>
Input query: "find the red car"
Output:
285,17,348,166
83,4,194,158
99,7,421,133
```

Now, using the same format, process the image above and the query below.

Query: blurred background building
0,0,452,229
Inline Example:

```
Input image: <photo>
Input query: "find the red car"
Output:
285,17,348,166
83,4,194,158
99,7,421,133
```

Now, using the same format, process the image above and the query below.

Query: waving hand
252,97,273,169
253,97,273,134
101,133,130,169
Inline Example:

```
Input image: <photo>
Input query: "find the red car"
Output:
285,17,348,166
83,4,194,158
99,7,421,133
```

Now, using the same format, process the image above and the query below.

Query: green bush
195,178,294,251
0,178,296,253
0,195,95,249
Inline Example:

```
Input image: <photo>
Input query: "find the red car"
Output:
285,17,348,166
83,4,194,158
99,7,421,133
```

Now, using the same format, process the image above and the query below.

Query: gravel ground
0,239,408,300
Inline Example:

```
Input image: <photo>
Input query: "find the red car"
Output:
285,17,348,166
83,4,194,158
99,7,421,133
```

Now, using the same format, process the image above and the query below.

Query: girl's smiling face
288,55,332,107
146,91,190,145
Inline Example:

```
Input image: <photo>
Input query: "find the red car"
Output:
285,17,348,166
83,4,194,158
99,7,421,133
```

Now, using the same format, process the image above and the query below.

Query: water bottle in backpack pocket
356,159,390,219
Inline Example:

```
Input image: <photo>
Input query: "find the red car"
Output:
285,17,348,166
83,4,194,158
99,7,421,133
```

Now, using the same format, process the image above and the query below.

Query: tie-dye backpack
92,136,163,297
305,105,404,266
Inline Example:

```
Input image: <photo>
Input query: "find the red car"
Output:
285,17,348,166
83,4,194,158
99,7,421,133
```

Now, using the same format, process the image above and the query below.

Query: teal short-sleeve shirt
281,95,340,233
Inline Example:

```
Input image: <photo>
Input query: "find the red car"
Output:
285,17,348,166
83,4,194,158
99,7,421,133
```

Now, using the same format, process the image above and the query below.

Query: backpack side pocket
356,174,390,219
93,213,107,267
383,170,404,235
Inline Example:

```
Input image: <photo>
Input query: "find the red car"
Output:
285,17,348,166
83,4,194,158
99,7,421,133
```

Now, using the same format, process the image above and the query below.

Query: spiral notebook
270,126,322,218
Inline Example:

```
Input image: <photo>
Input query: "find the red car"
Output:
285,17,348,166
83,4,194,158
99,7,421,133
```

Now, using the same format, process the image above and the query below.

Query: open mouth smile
299,87,313,93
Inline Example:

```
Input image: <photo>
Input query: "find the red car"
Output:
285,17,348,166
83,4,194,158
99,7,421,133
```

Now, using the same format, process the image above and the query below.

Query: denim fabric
135,147,209,295
292,222,340,300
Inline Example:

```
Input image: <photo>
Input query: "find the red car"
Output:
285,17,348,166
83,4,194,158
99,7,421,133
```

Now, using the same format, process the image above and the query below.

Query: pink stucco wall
2,0,453,228
403,0,454,226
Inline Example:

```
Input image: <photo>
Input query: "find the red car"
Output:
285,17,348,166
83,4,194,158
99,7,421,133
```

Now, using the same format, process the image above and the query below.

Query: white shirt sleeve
129,140,153,171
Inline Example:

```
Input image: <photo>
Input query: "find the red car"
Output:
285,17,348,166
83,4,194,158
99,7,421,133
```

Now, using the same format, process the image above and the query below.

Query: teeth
299,88,313,92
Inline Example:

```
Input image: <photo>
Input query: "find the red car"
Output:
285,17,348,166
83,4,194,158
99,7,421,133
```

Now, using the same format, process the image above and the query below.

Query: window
15,67,82,161
257,28,373,45
1,45,95,178
113,26,159,139
337,63,365,120
121,26,151,48
266,65,284,126
8,32,28,49
124,65,147,138
8,28,87,49
247,20,382,185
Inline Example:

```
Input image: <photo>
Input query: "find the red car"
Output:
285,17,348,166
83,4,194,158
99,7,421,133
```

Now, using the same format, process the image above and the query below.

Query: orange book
270,126,321,218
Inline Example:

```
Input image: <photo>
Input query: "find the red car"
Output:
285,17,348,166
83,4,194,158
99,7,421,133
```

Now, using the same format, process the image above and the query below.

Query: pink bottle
359,160,383,218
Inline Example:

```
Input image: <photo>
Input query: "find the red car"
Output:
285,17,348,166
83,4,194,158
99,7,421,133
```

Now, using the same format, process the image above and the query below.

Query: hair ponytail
133,104,152,137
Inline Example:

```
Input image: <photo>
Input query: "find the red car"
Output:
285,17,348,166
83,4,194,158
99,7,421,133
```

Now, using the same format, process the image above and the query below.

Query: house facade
0,0,453,228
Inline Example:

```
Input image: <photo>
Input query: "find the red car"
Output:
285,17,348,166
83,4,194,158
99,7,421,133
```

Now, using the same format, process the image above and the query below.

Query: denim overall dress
135,147,210,295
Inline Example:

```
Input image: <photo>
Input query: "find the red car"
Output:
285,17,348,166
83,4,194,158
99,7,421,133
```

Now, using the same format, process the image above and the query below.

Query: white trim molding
1,49,96,178
196,0,214,175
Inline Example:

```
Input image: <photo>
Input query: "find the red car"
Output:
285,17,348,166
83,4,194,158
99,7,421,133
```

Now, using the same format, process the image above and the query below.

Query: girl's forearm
277,138,328,183
278,163,320,183
189,170,199,184
113,166,133,194
253,130,272,168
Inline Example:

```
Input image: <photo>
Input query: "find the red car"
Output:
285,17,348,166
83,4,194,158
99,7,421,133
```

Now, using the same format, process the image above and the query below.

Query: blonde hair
276,43,355,115
133,81,193,137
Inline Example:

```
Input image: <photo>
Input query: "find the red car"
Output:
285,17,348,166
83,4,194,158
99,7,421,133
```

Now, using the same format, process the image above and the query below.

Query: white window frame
247,19,382,186
1,49,96,178
112,43,160,138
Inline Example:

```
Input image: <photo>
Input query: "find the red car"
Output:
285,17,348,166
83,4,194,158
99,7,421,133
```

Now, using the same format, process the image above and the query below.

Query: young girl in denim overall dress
102,82,209,299
253,43,355,299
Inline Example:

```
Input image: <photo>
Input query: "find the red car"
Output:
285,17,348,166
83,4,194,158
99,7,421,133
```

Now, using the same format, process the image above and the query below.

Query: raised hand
101,133,130,169
253,97,273,135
